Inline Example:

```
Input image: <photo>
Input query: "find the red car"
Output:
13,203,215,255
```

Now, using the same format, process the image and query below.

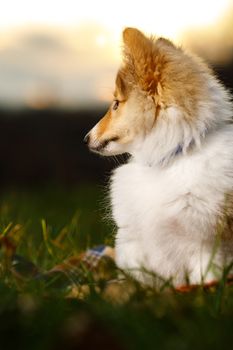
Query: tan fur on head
86,27,231,157
121,27,209,117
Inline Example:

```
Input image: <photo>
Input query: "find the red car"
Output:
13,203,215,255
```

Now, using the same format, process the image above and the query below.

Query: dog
84,27,233,286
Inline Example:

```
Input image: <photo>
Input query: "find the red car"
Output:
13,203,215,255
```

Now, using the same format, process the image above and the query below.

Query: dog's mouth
85,135,120,154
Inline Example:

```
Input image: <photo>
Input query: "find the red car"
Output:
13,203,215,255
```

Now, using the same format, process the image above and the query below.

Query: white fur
110,79,233,286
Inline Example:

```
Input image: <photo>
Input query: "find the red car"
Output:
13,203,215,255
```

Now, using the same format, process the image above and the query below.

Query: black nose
83,133,90,144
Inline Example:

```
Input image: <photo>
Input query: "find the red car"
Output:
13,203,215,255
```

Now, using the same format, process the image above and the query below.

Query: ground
0,185,233,350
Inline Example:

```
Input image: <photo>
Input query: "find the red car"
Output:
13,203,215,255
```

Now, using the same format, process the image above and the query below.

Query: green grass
0,185,233,350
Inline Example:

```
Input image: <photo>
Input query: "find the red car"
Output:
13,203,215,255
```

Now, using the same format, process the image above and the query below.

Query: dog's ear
156,37,176,49
122,28,152,70
122,28,158,95
123,28,151,56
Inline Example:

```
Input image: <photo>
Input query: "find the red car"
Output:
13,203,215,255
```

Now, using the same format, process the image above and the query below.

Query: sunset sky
0,0,233,109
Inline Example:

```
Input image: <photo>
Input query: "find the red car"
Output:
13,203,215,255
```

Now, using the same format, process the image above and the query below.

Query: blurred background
1,5,233,347
0,0,233,188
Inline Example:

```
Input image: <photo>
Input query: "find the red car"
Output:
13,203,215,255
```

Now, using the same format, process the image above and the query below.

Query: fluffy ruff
86,28,233,286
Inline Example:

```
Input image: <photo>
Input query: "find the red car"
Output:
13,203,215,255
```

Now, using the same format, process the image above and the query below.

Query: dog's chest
110,162,180,233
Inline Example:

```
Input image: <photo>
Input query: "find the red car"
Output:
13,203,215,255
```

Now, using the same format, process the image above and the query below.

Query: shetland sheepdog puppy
84,28,233,286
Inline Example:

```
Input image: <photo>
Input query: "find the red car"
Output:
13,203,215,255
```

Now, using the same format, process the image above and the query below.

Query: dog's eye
112,100,119,111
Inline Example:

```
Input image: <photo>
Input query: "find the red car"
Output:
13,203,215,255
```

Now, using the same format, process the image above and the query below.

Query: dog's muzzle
83,133,119,153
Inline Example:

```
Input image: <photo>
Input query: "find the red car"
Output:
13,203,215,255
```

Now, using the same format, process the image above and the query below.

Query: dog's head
84,28,210,156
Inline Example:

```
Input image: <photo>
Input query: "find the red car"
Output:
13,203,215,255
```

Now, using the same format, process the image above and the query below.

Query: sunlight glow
95,34,107,47
0,0,231,40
